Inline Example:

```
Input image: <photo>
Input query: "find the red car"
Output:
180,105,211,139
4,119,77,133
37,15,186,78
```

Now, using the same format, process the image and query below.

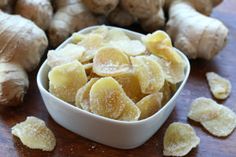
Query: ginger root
120,0,166,32
140,8,165,32
15,0,53,30
81,0,119,15
166,0,228,59
49,0,99,47
108,6,135,27
0,63,28,106
0,11,48,106
0,0,8,8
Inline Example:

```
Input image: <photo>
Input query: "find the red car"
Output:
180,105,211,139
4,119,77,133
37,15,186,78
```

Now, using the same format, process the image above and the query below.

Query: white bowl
37,26,190,149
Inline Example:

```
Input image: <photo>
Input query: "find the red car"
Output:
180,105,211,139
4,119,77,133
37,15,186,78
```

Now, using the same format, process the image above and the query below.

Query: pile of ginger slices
47,26,186,121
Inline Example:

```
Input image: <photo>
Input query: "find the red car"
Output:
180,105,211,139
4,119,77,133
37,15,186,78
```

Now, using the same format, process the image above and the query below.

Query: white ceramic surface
37,26,190,149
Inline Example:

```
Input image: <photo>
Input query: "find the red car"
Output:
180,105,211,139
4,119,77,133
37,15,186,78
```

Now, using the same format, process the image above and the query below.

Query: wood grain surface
1,1,236,157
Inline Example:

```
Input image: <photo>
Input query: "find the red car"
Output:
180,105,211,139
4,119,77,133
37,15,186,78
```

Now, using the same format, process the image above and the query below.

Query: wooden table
1,1,236,157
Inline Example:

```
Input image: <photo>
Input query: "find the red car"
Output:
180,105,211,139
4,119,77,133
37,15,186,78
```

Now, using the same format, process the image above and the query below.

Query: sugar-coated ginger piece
114,72,144,103
201,105,236,137
12,116,56,151
188,97,236,137
150,55,185,84
93,47,131,76
75,78,98,111
131,56,165,94
48,60,87,103
105,28,130,42
163,122,200,156
118,101,140,121
142,30,184,64
89,77,132,119
206,72,231,99
142,30,172,50
108,40,146,56
47,43,85,68
78,33,104,62
188,97,221,122
136,92,163,119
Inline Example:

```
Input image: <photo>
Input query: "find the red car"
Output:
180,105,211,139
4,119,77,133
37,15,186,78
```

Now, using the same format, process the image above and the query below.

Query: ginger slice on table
12,116,56,151
206,72,231,99
188,97,236,137
188,97,221,122
201,106,236,137
163,122,200,156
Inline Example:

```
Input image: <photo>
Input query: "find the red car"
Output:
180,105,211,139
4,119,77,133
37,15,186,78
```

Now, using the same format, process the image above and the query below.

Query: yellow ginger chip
150,55,185,84
188,97,236,137
71,33,85,44
49,60,87,103
75,78,99,111
89,77,132,119
206,72,232,99
90,25,109,38
93,47,131,76
136,92,163,119
130,56,165,94
47,43,85,68
108,40,146,56
118,101,141,121
11,116,56,151
105,28,130,42
159,47,185,64
79,33,104,62
163,122,200,157
114,72,144,103
188,97,221,122
142,30,172,52
201,105,236,137
143,31,184,64
142,31,182,64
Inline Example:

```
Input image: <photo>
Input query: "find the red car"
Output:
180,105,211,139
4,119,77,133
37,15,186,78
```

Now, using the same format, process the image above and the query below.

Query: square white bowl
37,26,190,149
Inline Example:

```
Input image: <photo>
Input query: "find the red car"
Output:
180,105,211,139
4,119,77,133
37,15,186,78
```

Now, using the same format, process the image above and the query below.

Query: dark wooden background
1,1,236,156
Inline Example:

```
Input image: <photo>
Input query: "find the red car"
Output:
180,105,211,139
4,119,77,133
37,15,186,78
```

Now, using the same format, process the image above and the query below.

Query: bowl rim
37,25,191,125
